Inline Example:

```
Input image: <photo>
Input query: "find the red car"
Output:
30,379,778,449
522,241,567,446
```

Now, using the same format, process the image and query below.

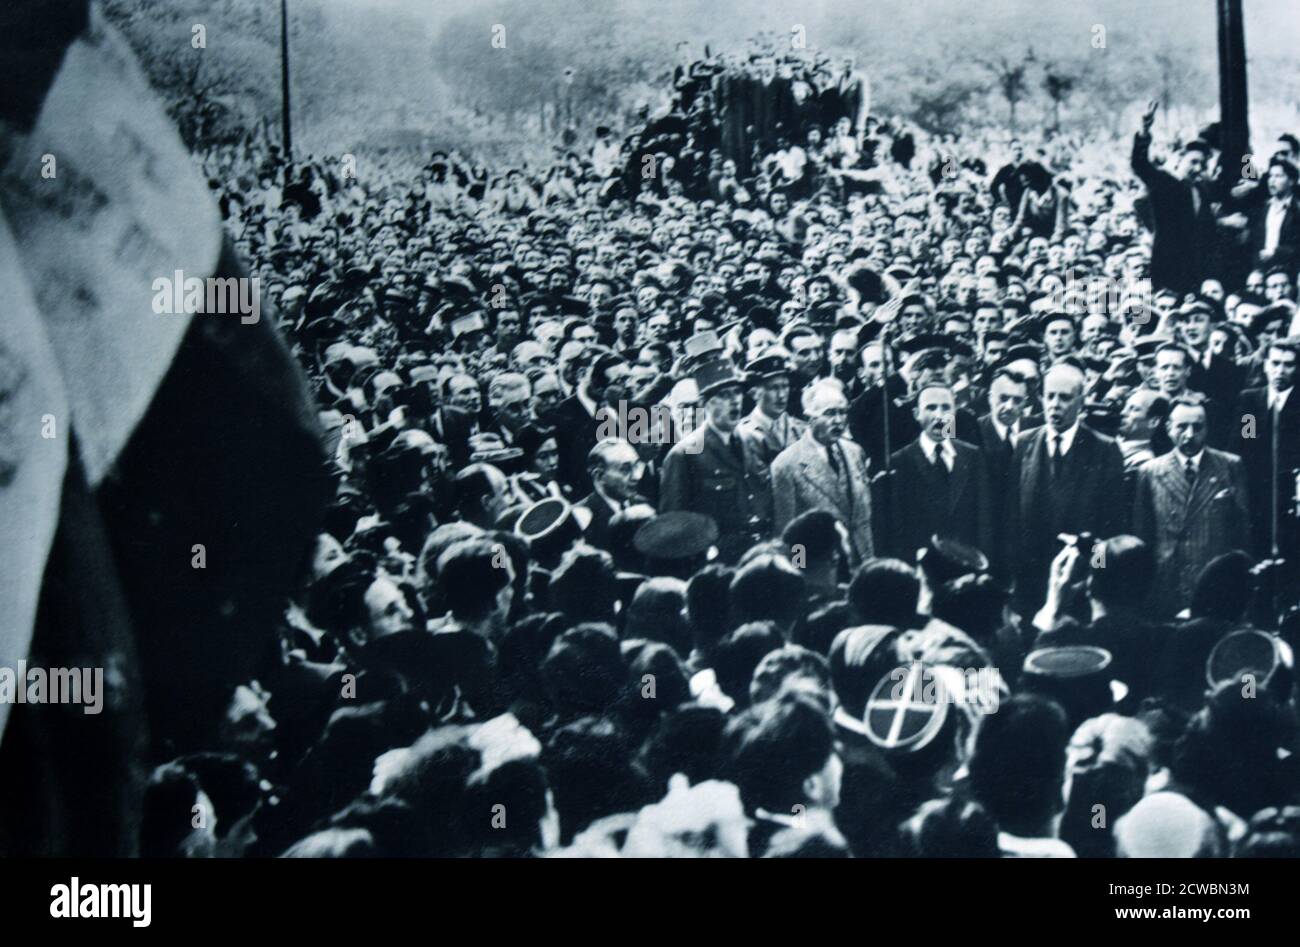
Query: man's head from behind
967,693,1071,836
721,691,842,816
848,558,920,628
1086,535,1155,611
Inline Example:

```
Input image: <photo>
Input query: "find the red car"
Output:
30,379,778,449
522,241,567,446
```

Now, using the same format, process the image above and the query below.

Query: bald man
1007,364,1126,613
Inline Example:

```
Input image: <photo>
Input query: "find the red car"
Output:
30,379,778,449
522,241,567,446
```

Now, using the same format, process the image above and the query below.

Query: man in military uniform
736,349,806,465
660,357,773,562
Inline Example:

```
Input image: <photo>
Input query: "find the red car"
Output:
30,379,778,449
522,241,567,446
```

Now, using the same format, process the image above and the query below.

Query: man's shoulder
1135,450,1174,478
1078,424,1121,455
890,438,925,465
1013,425,1047,454
1205,446,1244,470
553,395,587,420
838,436,868,463
772,435,808,469
1237,385,1267,405
668,424,710,458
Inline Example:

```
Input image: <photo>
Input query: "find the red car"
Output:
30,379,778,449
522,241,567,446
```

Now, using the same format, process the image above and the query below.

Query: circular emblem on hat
1206,629,1286,688
861,663,949,752
1023,646,1112,679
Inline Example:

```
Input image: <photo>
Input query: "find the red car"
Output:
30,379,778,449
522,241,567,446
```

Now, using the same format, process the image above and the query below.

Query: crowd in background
142,39,1300,859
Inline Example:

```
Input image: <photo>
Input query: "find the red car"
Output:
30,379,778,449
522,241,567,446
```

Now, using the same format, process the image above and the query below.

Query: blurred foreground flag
0,1,329,853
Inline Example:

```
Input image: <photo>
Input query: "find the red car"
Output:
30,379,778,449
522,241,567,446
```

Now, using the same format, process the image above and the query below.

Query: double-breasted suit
1132,448,1251,617
772,430,874,565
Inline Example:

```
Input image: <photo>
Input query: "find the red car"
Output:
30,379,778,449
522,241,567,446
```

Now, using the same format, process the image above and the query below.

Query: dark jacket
1007,424,1126,612
882,437,993,562
1131,131,1219,294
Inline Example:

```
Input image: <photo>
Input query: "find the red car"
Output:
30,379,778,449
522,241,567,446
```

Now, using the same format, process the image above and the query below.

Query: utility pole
280,0,293,165
1216,0,1248,182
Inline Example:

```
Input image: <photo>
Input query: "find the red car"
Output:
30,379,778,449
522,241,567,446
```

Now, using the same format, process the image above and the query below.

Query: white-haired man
1007,363,1126,613
772,379,874,565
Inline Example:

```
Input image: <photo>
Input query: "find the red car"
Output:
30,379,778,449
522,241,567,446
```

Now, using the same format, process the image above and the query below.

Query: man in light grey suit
1133,397,1252,618
772,379,874,565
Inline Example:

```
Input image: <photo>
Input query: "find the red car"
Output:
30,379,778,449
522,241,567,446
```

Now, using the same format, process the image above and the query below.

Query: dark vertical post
1217,0,1248,181
280,0,293,163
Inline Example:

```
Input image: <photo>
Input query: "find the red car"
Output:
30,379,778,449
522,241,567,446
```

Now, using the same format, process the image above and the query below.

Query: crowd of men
142,40,1300,858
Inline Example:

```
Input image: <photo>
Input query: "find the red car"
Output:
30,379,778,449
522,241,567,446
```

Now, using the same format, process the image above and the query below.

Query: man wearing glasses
578,439,647,551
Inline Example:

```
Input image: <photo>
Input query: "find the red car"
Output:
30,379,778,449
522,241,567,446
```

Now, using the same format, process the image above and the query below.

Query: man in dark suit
576,438,647,551
552,351,631,495
1008,364,1126,614
1131,99,1218,295
1232,340,1300,575
1133,397,1252,618
977,369,1041,574
882,383,992,564
660,358,773,563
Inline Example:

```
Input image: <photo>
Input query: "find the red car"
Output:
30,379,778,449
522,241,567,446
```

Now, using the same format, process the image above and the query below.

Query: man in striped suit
1133,397,1251,617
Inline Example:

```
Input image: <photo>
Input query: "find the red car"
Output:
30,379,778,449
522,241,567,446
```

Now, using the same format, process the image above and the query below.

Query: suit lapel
947,444,971,515
1185,452,1224,520
798,437,848,517
1158,451,1193,512
1054,430,1088,500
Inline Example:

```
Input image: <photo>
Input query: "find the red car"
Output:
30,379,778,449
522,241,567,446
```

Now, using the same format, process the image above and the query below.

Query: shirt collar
1045,420,1080,455
1175,448,1205,469
990,415,1017,442
919,432,954,464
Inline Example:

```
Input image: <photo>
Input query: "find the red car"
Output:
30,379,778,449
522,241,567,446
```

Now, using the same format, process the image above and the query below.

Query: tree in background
981,50,1035,134
1042,67,1077,134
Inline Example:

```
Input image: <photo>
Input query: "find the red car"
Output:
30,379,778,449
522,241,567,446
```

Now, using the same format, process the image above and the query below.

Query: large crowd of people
146,37,1300,858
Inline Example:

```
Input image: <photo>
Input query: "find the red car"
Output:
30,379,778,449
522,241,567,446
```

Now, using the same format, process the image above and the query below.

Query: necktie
728,434,746,467
826,444,841,478
1049,433,1062,479
1184,456,1196,486
933,448,949,480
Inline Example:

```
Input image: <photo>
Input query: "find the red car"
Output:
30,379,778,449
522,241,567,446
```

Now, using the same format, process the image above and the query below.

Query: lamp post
1216,0,1248,183
280,0,293,164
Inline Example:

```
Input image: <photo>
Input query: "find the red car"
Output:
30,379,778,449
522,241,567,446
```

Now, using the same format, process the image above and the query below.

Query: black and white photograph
2,0,1299,923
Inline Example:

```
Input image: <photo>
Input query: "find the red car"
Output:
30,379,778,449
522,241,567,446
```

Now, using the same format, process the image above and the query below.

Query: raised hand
1140,99,1158,135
